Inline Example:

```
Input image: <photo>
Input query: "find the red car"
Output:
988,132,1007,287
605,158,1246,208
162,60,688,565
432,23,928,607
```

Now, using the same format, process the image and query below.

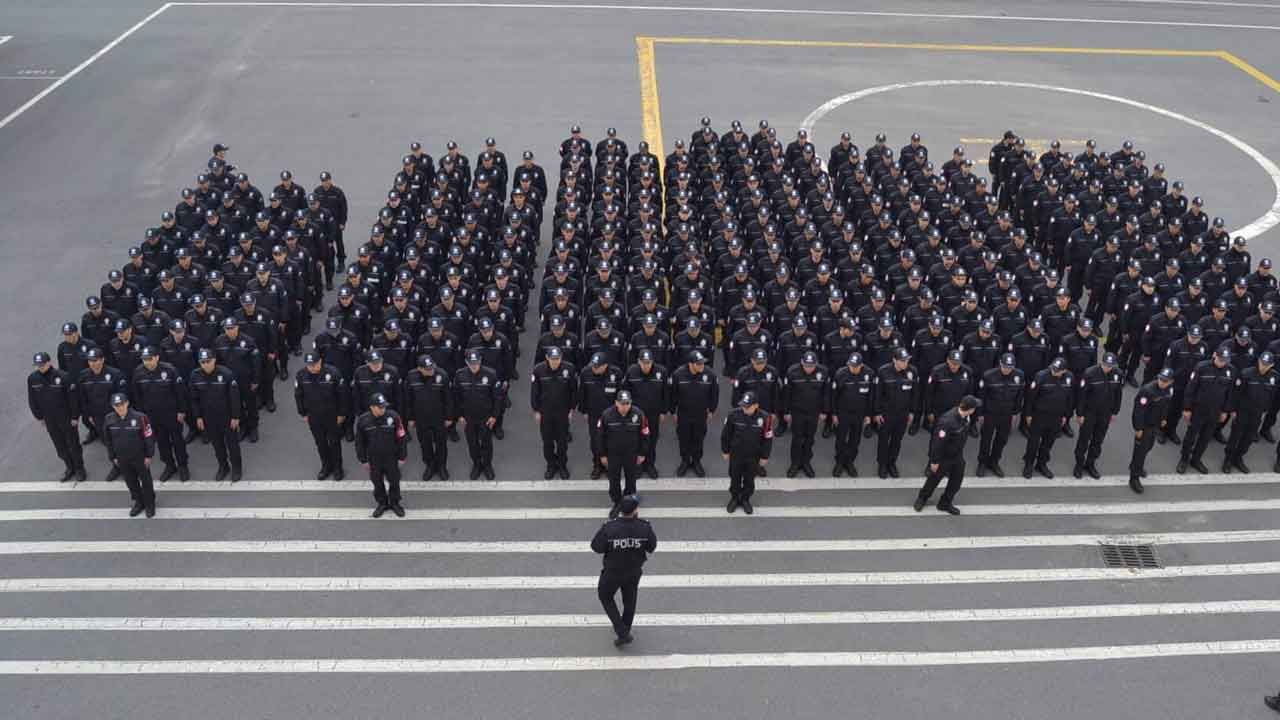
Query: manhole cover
1099,543,1161,569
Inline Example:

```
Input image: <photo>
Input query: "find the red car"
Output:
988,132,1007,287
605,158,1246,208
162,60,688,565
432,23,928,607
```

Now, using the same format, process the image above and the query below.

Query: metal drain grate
1099,543,1161,569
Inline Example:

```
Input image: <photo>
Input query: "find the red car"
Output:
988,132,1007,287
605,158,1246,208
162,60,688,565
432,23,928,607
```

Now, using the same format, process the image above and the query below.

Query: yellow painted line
1216,50,1280,94
636,36,666,171
644,36,1222,58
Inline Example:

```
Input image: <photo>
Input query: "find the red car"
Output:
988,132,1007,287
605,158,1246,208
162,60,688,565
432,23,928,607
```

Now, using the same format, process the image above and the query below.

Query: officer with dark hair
101,393,156,517
28,352,86,482
1131,369,1175,492
1022,357,1075,478
189,348,242,482
531,346,578,480
831,352,875,476
591,494,657,648
875,347,919,478
1073,353,1124,479
599,390,649,518
721,391,773,514
1225,352,1277,473
295,351,348,481
1178,347,1236,474
131,346,190,483
354,393,407,518
454,350,502,480
914,394,982,515
977,353,1024,477
782,350,829,478
405,354,453,481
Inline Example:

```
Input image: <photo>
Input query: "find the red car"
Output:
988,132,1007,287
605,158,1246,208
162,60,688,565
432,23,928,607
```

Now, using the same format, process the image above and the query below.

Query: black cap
304,352,320,364
618,495,641,514
617,390,633,403
369,393,389,407
739,391,757,407
32,352,51,365
110,393,128,406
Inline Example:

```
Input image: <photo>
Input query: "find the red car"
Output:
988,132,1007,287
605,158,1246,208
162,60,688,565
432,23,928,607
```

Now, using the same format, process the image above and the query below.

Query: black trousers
151,416,188,468
919,459,964,506
45,417,84,472
417,422,448,470
675,414,708,463
205,419,242,471
1164,385,1187,435
833,412,866,467
464,419,494,467
1130,428,1157,477
1085,288,1108,323
728,455,757,500
258,364,276,407
789,413,818,466
641,412,661,467
606,457,639,503
117,457,155,509
1181,409,1220,463
308,416,343,471
540,413,569,467
979,413,1013,466
1023,416,1062,467
588,412,605,466
877,414,909,469
1226,409,1260,462
1074,413,1111,467
598,569,641,638
369,459,402,506
239,384,260,432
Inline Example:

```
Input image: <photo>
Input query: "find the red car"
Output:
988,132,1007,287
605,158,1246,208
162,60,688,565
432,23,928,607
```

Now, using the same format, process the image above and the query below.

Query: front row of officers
30,337,1280,516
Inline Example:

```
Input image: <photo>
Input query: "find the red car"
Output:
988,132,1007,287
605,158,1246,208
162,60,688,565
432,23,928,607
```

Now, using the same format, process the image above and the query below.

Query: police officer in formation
671,350,718,477
131,346,191,482
590,494,657,647
1073,353,1123,479
28,352,86,482
295,351,348,481
531,345,577,479
720,391,773,514
1130,369,1176,492
405,354,453,481
598,390,650,517
915,394,982,514
101,393,157,517
354,392,408,517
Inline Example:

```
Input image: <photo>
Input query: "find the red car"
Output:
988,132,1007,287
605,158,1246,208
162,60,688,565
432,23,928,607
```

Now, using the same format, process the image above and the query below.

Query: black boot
1129,475,1144,494
912,494,927,512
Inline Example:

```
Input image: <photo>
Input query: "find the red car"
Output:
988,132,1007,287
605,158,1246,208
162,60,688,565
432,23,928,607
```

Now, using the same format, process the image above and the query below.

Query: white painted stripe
0,4,171,131
1,640,1278,673
170,2,1280,31
0,76,61,80
6,472,1277,493
0,36,12,46
5,601,1280,631
4,562,1279,592
4,529,1278,555
801,80,1280,241
1102,0,1280,8
2,499,1276,522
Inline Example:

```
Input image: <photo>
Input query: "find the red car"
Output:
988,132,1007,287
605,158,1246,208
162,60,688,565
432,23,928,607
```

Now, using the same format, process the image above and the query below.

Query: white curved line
801,80,1280,241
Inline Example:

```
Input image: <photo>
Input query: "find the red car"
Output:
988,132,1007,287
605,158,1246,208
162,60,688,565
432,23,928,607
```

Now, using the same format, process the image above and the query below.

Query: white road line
5,601,1280,631
0,4,171,131
1,640,1278,673
800,80,1280,242
0,76,61,80
170,2,1280,31
4,562,1279,592
6,472,1276,493
1102,0,1280,7
0,36,12,46
2,499,1276,521
3,529,1278,555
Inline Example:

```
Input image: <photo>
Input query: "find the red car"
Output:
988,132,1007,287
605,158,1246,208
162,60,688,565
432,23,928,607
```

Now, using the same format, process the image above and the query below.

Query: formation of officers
28,121,1280,517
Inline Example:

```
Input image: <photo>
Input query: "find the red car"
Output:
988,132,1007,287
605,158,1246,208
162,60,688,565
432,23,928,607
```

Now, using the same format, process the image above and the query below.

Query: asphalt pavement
1,1,1279,718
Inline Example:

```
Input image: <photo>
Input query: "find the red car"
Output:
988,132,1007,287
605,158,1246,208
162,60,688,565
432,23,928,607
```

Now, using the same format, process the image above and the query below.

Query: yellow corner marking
636,36,665,174
1215,50,1280,94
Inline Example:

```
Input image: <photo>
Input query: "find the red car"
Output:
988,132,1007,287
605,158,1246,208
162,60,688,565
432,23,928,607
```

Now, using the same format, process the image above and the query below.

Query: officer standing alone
599,390,649,518
720,391,773,515
354,393,408,518
590,495,657,648
914,395,981,515
101,393,157,517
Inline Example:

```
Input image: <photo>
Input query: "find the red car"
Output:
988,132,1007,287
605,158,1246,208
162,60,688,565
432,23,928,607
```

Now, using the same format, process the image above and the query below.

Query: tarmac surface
1,1,1280,718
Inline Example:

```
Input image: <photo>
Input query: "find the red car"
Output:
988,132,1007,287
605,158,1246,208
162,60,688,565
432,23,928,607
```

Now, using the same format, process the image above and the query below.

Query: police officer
831,352,875,476
875,347,919,478
781,350,828,478
720,391,773,514
454,350,502,480
213,317,262,444
590,494,657,647
354,392,408,517
1225,352,1277,473
914,395,982,515
295,351,348,481
1073,353,1123,479
531,346,578,479
977,353,1024,477
28,352,86,482
1022,357,1075,478
579,353,623,480
671,351,718,478
78,347,126,454
1130,369,1175,493
404,355,453,481
624,350,669,479
101,393,157,517
131,346,190,482
1178,347,1236,474
188,348,242,482
599,390,649,517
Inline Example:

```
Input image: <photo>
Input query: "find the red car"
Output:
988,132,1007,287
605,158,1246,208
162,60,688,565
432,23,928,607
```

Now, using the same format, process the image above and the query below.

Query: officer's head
1214,347,1230,367
739,391,759,415
893,347,910,371
688,351,706,371
87,347,105,370
1165,298,1181,318
141,347,159,370
946,350,962,371
999,353,1016,375
801,351,818,374
618,494,641,518
305,352,322,373
223,317,239,338
111,393,129,417
369,393,388,416
32,352,51,373
615,389,633,413
1260,352,1275,372
1050,357,1067,376
1157,368,1175,387
751,348,768,370
545,346,562,368
958,395,982,419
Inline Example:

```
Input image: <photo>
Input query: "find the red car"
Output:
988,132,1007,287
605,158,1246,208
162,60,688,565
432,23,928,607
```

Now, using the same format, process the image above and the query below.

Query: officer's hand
1135,429,1144,439
399,459,406,465
230,419,240,430
818,414,827,423
1183,410,1192,419
930,463,940,473
831,416,839,426
301,415,309,423
144,458,151,467
601,457,609,467
1220,412,1228,422
362,463,370,470
758,458,768,467
337,416,345,425
722,453,730,461
1076,415,1085,423
113,459,118,466
70,419,78,427
875,415,884,424
1142,356,1150,364
784,413,792,423
485,416,497,429
251,384,259,391
637,455,645,464
268,354,276,360
1024,416,1032,425
175,414,184,424
907,414,914,425
534,412,542,424
196,418,205,431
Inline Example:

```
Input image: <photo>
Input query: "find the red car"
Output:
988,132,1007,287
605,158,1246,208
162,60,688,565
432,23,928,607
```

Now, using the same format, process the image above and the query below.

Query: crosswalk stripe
2,529,1278,555
4,472,1277,493
1,639,1277,673
3,562,1279,592
4,600,1279,631
1,499,1276,521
